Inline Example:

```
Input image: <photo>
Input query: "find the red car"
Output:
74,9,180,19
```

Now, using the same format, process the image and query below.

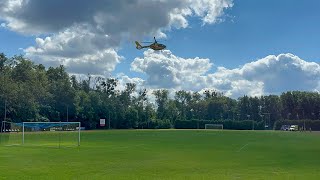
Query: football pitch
0,130,320,179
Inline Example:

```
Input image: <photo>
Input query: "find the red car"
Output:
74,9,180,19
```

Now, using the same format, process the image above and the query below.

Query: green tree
153,89,169,120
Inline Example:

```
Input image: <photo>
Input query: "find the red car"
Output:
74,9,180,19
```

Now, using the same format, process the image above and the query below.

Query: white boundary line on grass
237,143,249,152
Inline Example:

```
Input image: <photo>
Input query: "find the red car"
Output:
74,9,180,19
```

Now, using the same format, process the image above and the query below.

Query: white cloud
116,73,145,92
213,53,320,97
131,49,212,90
0,0,233,76
0,0,233,35
187,0,233,25
28,48,123,76
131,51,320,98
23,25,124,75
214,53,320,97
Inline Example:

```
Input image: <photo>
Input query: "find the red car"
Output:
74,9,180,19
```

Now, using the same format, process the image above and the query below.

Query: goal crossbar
205,124,224,130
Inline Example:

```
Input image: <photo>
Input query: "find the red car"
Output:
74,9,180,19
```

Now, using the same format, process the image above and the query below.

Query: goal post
0,121,23,146
205,124,224,130
1,121,81,147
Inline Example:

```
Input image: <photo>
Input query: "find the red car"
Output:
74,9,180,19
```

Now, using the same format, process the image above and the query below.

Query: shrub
175,120,265,130
137,119,172,129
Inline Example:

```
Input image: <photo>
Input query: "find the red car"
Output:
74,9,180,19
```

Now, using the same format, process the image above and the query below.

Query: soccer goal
1,122,81,147
205,124,224,130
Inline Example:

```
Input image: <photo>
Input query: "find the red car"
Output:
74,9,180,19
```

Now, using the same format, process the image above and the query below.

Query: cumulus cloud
0,0,233,35
0,0,233,75
27,47,123,76
188,0,233,24
221,54,320,95
116,73,145,92
24,25,123,75
131,49,212,90
131,51,320,98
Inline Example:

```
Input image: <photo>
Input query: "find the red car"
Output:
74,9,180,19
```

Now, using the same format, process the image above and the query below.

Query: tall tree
153,89,169,120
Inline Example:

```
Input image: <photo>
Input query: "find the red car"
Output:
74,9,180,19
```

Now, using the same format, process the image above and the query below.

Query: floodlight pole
59,121,61,149
1,120,6,133
67,105,69,122
4,99,6,122
108,113,111,129
260,114,265,129
78,122,81,146
2,100,7,133
22,122,25,145
190,109,197,129
303,109,305,131
262,113,271,129
252,121,254,130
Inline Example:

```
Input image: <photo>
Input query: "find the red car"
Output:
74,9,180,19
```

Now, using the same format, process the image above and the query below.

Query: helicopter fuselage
149,43,166,50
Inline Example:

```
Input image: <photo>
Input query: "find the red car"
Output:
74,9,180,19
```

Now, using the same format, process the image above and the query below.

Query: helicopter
135,37,166,51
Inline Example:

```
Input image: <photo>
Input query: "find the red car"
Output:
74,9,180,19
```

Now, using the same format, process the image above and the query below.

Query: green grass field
0,130,320,179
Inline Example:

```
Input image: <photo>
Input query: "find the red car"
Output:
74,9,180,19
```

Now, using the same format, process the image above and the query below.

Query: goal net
1,122,81,147
0,121,22,146
205,124,223,130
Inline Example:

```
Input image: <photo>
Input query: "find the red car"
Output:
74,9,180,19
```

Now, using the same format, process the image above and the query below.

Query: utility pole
247,115,253,130
108,113,111,129
260,114,265,129
296,108,305,131
303,109,305,131
252,120,255,131
66,105,69,122
263,113,271,129
4,99,6,122
190,109,198,129
2,99,6,133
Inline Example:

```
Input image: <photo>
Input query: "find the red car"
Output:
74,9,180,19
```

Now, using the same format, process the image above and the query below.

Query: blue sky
1,0,320,97
120,0,320,72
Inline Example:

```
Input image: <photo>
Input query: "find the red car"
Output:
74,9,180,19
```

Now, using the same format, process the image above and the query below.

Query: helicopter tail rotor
135,41,143,50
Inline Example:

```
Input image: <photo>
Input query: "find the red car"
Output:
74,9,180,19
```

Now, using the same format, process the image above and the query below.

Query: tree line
1,53,320,129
